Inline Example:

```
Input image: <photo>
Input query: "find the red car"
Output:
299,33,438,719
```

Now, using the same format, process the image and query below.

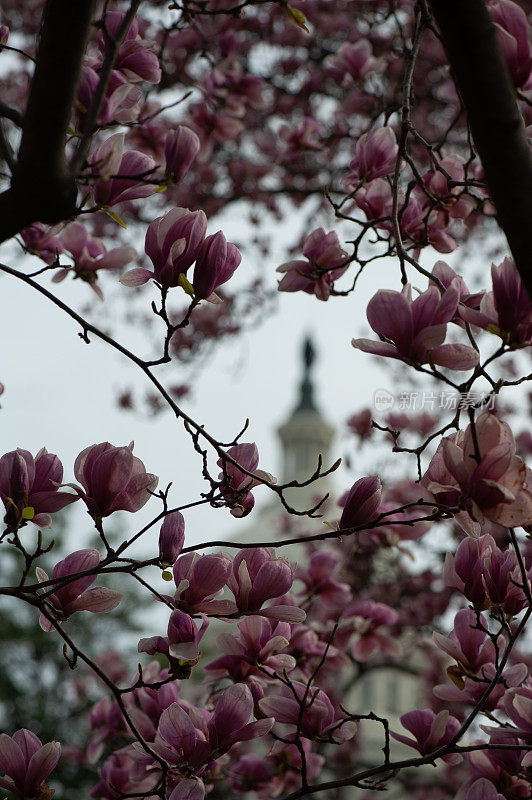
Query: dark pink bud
217,443,276,517
159,511,185,567
339,475,381,529
347,126,398,184
165,126,201,183
192,231,241,301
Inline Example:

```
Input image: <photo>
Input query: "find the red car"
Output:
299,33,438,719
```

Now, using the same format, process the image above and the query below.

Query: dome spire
294,335,318,413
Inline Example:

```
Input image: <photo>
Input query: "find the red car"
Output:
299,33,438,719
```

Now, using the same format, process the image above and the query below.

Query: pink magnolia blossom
90,753,157,800
165,125,201,183
89,133,156,207
391,709,462,763
217,442,275,517
277,228,348,301
460,258,532,345
192,231,242,301
422,414,532,530
297,552,351,607
204,615,296,683
423,155,477,221
169,779,206,800
0,729,61,799
96,10,140,47
139,684,273,789
347,408,373,440
114,41,161,84
443,535,494,607
227,755,274,794
338,475,382,530
330,40,385,85
87,697,129,763
481,540,531,615
121,207,207,289
464,778,506,800
259,681,356,741
188,102,244,158
52,221,136,300
431,261,485,325
464,736,528,799
352,282,479,370
228,742,324,795
20,223,64,265
96,8,161,84
36,549,122,632
434,662,527,711
158,511,185,567
443,534,531,614
346,126,398,185
0,447,77,529
226,548,306,622
268,741,325,795
354,178,393,226
343,600,400,660
489,0,532,88
497,685,532,740
203,65,263,115
207,682,275,752
279,116,323,155
384,411,438,436
87,661,181,763
399,194,458,254
138,609,208,672
171,552,233,614
433,608,496,675
77,66,142,125
71,441,158,519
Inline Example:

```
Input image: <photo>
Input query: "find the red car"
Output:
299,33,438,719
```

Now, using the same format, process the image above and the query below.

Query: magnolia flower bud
159,511,185,567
